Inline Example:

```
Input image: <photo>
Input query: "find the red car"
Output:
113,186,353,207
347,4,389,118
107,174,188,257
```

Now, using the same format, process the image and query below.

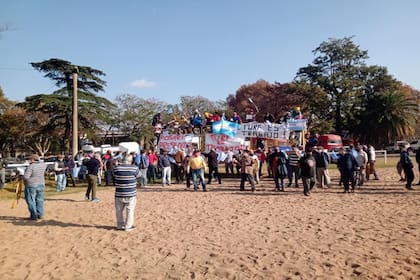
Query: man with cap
83,149,101,202
206,147,221,185
23,154,47,220
158,149,172,187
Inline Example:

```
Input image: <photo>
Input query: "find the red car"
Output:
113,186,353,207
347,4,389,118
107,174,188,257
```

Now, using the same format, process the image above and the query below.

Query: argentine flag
212,120,240,137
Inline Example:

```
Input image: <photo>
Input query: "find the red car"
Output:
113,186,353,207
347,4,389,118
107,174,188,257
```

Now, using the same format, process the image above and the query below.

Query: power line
0,67,32,71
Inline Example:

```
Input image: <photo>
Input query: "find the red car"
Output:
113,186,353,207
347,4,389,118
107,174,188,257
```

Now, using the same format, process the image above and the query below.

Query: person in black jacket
206,148,221,184
272,148,288,191
298,146,316,196
399,144,414,190
158,149,172,187
337,147,359,193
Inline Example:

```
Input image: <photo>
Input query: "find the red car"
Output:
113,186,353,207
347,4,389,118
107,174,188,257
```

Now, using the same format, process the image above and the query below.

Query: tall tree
227,80,301,122
356,89,418,146
114,94,167,148
296,37,368,133
18,58,115,152
0,85,15,113
178,95,226,117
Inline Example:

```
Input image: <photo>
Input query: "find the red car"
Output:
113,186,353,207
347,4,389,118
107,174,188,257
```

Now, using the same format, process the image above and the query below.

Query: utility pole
72,66,79,157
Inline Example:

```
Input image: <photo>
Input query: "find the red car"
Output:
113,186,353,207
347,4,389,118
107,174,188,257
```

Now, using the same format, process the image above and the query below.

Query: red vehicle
317,134,343,151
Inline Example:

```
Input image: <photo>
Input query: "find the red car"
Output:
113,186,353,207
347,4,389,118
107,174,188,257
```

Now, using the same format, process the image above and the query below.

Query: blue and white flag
212,120,241,137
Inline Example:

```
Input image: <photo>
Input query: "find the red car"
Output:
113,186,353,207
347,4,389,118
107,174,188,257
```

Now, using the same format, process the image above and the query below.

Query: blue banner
212,120,241,137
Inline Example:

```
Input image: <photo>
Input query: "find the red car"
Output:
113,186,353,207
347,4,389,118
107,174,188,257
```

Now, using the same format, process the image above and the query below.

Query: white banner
158,133,196,151
237,122,289,139
205,134,246,152
287,119,307,131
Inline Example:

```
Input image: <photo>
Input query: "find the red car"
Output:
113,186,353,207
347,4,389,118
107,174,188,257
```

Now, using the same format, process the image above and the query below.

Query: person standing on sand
23,154,47,220
313,146,332,188
187,150,207,192
113,154,140,231
239,150,256,192
298,147,316,196
54,154,68,192
399,145,414,190
286,145,301,188
337,147,359,193
158,149,172,187
366,144,379,180
206,147,222,185
83,151,101,202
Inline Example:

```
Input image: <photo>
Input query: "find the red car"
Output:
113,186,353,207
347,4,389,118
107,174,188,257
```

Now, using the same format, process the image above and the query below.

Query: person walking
187,150,207,191
313,146,331,188
206,148,222,185
174,148,185,184
147,149,158,183
183,151,193,189
286,145,301,188
299,147,316,196
337,147,359,193
113,154,140,231
272,148,288,191
138,150,149,187
399,144,414,190
23,154,47,220
355,145,368,186
54,154,68,192
224,148,234,175
158,149,172,187
83,151,101,202
239,150,256,192
254,148,266,178
104,153,115,186
64,153,76,188
366,144,379,180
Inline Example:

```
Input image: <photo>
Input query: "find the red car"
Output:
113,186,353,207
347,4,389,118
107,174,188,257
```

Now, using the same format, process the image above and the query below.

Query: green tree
296,37,368,133
356,88,418,146
178,95,226,117
18,58,115,152
114,94,167,149
0,85,15,113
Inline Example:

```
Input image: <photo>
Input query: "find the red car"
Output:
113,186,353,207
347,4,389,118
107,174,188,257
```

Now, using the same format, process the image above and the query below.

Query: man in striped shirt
23,154,47,220
113,154,140,231
287,145,302,188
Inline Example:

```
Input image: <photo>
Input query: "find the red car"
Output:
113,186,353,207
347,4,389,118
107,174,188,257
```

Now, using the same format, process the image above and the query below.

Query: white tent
118,142,140,154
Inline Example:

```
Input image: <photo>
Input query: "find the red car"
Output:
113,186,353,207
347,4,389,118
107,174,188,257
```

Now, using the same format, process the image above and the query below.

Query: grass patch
0,179,89,201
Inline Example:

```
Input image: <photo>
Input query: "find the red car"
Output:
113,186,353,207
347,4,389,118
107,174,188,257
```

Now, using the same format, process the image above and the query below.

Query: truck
317,134,343,152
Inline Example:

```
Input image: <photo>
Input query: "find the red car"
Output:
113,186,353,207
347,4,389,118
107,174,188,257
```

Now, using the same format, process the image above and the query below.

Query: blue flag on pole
212,120,240,137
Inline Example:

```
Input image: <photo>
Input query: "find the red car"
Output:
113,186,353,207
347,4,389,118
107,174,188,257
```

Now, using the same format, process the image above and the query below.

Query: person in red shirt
254,148,267,177
147,149,159,184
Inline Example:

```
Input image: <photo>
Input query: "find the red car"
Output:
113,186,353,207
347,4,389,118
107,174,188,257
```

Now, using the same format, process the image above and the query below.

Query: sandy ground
0,167,419,280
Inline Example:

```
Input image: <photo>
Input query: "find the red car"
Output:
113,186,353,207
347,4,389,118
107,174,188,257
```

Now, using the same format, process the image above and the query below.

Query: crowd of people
16,136,420,231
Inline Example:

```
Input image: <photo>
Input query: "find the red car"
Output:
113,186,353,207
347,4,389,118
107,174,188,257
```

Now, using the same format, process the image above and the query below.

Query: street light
248,97,260,113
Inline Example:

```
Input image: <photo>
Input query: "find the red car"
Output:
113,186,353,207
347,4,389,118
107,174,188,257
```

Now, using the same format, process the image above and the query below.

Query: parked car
4,167,18,182
385,141,410,153
410,140,420,151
